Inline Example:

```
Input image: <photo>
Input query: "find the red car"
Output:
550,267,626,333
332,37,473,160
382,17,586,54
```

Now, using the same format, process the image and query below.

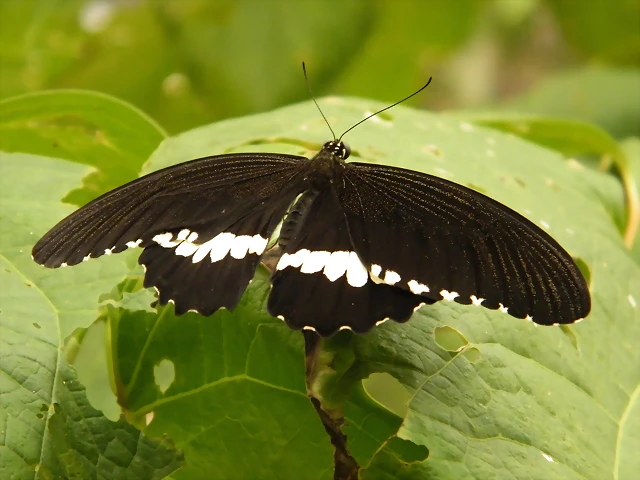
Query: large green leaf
111,99,635,478
500,67,640,139
0,90,167,205
0,153,183,479
14,97,638,478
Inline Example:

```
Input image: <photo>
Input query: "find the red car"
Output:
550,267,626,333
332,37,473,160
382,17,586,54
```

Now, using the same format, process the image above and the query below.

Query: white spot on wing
153,232,179,248
60,262,68,268
126,239,142,249
375,318,389,326
525,314,534,322
498,303,509,313
346,252,368,287
323,251,350,281
440,289,459,301
248,234,268,254
104,248,113,255
301,250,331,274
408,279,429,294
209,232,235,262
191,241,212,263
383,270,401,285
277,249,310,270
470,295,484,306
369,264,383,284
175,240,199,257
83,255,91,262
177,229,190,241
230,235,253,259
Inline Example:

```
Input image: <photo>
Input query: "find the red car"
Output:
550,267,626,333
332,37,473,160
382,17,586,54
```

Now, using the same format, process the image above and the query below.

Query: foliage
2,91,639,478
1,0,639,478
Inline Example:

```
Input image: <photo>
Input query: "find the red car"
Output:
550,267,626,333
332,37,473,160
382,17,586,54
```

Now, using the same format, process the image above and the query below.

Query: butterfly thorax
304,140,349,187
279,141,350,249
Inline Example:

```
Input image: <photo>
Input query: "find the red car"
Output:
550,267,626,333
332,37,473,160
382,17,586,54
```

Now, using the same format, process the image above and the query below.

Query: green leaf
19,97,638,478
621,137,640,263
0,152,182,479
501,67,640,139
105,277,333,480
124,99,636,478
0,90,166,205
334,0,480,104
546,0,640,64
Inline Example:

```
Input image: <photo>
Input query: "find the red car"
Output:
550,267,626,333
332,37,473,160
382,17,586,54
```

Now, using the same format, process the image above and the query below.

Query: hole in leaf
36,413,43,419
385,436,429,463
462,347,482,363
434,326,468,352
154,359,176,394
33,322,41,329
362,372,410,417
67,321,120,421
573,257,591,286
40,404,48,412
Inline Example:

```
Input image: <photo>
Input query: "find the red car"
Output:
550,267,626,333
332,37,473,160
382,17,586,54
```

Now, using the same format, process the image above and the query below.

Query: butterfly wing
267,186,433,336
33,153,308,314
337,162,590,326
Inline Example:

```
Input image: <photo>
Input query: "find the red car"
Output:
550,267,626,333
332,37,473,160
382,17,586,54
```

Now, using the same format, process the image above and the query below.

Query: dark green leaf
0,152,182,479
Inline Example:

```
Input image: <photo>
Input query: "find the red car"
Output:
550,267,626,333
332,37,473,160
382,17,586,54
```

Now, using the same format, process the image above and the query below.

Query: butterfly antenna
338,77,433,141
302,62,337,141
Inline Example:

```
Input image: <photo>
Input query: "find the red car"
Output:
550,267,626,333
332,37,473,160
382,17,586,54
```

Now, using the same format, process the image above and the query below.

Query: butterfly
32,77,590,337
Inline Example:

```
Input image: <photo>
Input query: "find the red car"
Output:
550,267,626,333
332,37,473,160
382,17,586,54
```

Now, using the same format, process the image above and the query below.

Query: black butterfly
32,88,590,337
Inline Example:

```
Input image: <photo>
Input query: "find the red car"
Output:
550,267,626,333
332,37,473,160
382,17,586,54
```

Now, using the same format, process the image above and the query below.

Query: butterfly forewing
338,162,590,325
32,153,306,268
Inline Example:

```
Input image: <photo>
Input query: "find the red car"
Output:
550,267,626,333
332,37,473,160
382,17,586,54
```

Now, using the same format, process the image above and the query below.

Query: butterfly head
323,140,351,160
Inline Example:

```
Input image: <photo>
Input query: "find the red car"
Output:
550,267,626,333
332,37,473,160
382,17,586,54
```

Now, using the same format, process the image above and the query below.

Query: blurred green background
1,0,638,136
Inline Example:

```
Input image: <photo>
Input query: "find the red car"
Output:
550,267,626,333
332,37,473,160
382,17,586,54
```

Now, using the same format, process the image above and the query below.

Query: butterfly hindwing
267,186,430,336
338,162,590,325
140,188,298,315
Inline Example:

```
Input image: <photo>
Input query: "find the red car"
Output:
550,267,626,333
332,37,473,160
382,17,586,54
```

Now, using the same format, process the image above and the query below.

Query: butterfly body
32,138,590,336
